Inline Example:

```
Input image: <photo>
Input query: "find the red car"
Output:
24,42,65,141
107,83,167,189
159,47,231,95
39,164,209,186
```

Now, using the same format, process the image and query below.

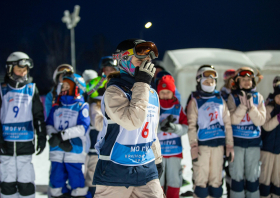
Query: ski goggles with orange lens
58,66,73,73
203,70,218,79
113,41,159,60
238,70,254,77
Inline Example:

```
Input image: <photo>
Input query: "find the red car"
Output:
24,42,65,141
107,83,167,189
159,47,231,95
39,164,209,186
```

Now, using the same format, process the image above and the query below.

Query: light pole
140,22,152,39
62,5,81,71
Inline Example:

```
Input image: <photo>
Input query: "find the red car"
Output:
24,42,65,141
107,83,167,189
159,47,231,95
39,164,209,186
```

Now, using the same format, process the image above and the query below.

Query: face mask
11,73,28,83
201,78,216,93
119,56,136,76
56,83,63,95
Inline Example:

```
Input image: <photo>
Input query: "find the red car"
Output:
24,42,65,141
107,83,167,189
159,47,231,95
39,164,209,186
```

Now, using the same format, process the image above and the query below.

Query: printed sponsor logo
8,97,14,102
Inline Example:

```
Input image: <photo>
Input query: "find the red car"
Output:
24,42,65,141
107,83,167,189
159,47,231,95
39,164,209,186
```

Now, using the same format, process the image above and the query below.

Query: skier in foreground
0,52,46,198
93,39,164,198
46,73,91,198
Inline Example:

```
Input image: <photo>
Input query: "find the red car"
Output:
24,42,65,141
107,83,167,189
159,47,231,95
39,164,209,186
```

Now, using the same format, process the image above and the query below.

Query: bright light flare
145,22,152,29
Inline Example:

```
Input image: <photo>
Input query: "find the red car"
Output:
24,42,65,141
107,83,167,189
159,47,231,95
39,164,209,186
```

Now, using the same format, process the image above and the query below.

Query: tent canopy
162,48,280,106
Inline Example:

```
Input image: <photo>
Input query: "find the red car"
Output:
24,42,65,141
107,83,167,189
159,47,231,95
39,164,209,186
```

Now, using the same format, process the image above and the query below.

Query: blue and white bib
194,93,225,141
157,104,182,156
0,83,35,142
231,92,260,139
49,101,88,154
96,85,159,166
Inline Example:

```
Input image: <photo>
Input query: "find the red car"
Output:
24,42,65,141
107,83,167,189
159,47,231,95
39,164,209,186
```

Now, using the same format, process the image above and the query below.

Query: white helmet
53,64,74,84
196,65,218,82
6,52,33,76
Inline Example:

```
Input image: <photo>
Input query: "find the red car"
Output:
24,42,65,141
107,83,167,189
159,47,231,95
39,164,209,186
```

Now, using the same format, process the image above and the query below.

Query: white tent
162,48,256,106
245,50,280,99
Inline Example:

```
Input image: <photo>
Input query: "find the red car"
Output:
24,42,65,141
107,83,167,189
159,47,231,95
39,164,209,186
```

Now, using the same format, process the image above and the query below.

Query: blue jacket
261,104,280,154
93,73,158,187
46,95,90,163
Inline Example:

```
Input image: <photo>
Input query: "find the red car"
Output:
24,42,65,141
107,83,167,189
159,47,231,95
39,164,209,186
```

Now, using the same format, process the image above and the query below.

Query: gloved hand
246,93,254,109
49,132,63,147
160,115,177,132
59,140,73,152
226,145,234,163
134,60,156,85
0,143,7,154
36,137,46,155
191,143,199,162
238,90,248,107
156,162,163,179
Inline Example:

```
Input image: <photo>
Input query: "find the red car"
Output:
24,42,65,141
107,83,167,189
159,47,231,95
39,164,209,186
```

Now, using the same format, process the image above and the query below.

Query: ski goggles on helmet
237,70,254,77
202,70,218,78
57,65,74,74
99,56,117,69
6,59,33,69
113,41,159,60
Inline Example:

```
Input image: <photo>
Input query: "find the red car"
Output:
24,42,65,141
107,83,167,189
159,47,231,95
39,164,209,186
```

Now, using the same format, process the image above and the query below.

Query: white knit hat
82,70,98,82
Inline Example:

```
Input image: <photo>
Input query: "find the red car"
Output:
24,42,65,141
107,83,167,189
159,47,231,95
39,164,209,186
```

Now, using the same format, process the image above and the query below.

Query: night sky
1,0,280,94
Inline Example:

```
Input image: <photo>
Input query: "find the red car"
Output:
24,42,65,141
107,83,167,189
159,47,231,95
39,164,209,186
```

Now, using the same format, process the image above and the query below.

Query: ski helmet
98,56,118,69
196,65,218,93
62,74,86,97
112,39,159,76
223,69,236,80
232,67,262,90
86,75,107,99
6,52,33,79
53,64,74,84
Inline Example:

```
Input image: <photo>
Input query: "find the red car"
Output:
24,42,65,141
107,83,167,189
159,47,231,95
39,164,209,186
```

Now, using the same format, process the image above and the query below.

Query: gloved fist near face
134,60,156,85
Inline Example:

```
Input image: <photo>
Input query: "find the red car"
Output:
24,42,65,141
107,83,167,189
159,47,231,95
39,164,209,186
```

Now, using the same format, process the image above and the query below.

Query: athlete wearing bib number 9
227,67,265,198
93,39,164,198
0,52,47,198
187,65,234,198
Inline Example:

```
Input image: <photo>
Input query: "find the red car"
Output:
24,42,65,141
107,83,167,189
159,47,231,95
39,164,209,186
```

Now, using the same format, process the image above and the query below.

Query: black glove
36,137,46,155
134,60,156,85
156,162,163,179
59,140,73,152
49,132,63,147
0,143,7,154
160,115,177,132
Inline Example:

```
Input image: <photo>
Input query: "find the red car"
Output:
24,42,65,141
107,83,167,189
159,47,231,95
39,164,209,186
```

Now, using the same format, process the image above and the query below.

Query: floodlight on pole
145,22,152,29
140,22,152,39
62,5,81,71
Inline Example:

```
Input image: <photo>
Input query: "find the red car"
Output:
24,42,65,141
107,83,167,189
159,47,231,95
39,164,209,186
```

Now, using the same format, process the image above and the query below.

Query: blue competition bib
231,92,261,139
158,104,183,156
0,83,35,142
194,92,226,141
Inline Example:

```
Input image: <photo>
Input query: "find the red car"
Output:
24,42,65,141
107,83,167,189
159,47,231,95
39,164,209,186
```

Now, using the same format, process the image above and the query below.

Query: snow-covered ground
33,135,227,197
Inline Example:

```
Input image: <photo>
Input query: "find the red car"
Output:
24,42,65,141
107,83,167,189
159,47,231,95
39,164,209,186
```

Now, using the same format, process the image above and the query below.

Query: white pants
0,155,35,198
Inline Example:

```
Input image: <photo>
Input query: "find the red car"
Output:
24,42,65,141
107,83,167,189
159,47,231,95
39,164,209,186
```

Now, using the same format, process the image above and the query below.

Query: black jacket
0,75,46,156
